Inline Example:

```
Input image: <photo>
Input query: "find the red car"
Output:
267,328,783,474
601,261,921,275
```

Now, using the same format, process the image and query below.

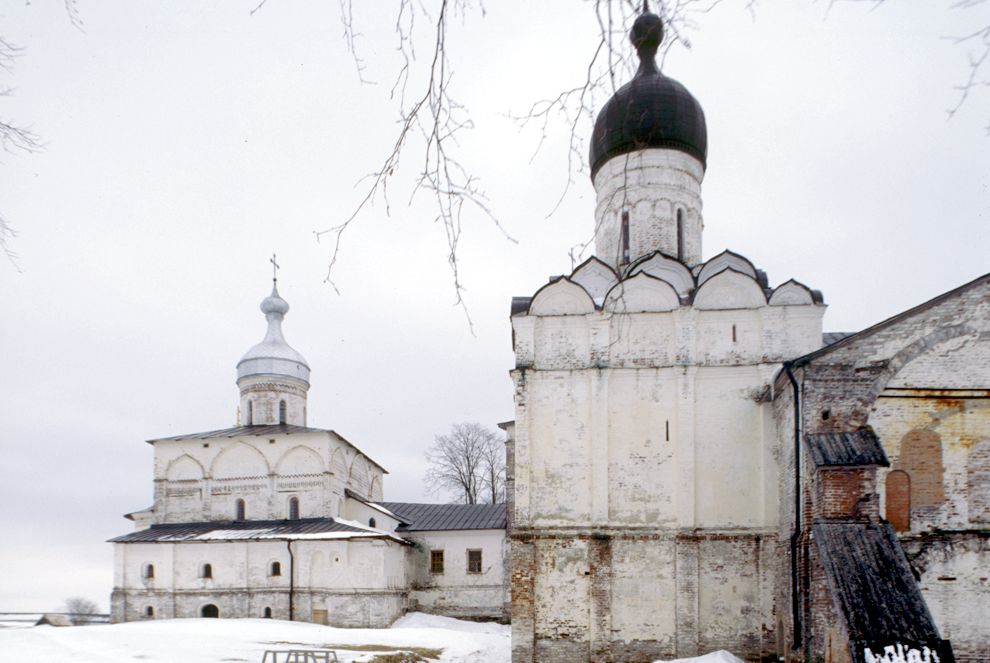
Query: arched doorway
201,604,219,618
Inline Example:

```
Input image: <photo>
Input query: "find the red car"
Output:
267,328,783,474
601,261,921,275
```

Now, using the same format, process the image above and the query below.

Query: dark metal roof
148,424,329,443
822,331,855,346
108,517,392,543
806,429,890,468
377,502,507,532
812,521,945,647
590,14,706,178
146,424,388,473
511,297,532,316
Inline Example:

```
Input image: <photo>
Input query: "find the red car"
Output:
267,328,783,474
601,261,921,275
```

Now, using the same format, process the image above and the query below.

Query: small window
270,561,281,577
235,498,246,521
467,549,482,574
145,606,154,618
201,563,213,579
264,606,272,618
143,564,155,579
368,517,377,528
288,496,300,520
246,400,253,425
201,604,219,618
430,550,444,574
279,400,287,424
676,208,685,260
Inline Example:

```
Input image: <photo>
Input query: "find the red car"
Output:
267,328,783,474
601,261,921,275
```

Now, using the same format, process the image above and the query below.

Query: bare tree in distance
62,596,100,625
425,422,505,504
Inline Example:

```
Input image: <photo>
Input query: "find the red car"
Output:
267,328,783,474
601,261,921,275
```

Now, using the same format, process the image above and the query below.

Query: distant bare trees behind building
425,422,506,504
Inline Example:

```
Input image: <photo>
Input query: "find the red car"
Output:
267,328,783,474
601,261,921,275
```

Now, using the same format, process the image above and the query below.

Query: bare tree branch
425,422,504,504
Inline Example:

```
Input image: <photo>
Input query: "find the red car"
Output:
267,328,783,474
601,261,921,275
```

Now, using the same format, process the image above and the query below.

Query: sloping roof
812,520,942,645
344,488,408,524
108,517,405,543
795,272,990,366
822,331,855,346
806,429,889,468
377,502,507,531
148,424,328,443
146,424,387,473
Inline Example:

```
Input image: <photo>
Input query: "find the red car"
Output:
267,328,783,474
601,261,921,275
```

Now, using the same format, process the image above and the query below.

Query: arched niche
696,250,757,286
603,273,679,313
275,445,325,476
165,454,205,481
885,470,911,532
348,456,370,497
569,257,618,302
769,279,815,306
210,442,270,480
627,251,694,297
692,268,766,310
527,278,595,316
897,429,944,509
969,439,990,523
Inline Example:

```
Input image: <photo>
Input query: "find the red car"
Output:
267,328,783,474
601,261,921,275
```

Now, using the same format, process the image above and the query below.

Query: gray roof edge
795,271,990,367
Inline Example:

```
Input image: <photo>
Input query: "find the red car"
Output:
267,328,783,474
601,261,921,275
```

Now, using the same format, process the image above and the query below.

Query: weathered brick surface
772,275,990,662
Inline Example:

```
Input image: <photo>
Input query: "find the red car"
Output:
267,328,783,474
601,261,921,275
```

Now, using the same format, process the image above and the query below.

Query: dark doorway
201,604,219,618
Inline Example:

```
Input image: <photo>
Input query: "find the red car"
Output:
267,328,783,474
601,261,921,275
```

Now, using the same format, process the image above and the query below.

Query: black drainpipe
285,539,295,621
783,361,802,649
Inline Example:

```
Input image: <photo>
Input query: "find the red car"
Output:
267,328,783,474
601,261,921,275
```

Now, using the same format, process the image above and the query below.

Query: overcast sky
1,1,987,612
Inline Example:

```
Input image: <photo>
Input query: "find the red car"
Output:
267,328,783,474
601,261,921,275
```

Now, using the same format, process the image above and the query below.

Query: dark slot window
620,209,630,264
201,563,212,579
143,564,154,579
270,561,281,577
235,499,245,521
288,497,300,520
279,400,287,424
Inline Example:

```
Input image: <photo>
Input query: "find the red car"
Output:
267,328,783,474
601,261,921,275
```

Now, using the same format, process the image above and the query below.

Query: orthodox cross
270,253,280,284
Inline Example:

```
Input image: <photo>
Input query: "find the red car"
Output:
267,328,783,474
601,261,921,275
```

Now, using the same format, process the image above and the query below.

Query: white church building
110,281,508,626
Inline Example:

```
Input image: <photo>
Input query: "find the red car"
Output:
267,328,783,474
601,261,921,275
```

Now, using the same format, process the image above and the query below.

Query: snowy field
0,612,743,663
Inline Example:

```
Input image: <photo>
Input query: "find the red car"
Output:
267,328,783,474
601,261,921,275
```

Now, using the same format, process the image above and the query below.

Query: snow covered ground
0,612,743,663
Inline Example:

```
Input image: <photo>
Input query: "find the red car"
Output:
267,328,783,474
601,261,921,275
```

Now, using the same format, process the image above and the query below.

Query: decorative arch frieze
769,279,816,306
569,257,619,302
626,250,695,297
165,454,205,481
603,273,680,313
275,445,325,477
209,442,270,480
527,278,595,316
692,268,766,310
696,250,758,286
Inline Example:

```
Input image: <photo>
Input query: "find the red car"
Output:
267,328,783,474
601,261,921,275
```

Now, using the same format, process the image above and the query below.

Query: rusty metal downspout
285,539,295,621
783,361,802,650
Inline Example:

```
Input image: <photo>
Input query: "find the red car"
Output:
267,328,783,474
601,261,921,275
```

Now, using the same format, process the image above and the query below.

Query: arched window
264,606,272,618
886,470,911,532
201,563,213,579
201,604,219,618
368,517,377,528
143,564,155,579
676,208,685,260
270,561,281,577
246,400,253,425
235,499,245,521
145,606,154,618
279,400,287,424
288,496,300,520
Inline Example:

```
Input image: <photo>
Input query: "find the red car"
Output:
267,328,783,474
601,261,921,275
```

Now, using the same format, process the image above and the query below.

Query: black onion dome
590,12,708,179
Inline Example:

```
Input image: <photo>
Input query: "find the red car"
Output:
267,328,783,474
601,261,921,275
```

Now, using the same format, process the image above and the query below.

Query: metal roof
812,521,946,649
806,429,889,468
108,517,403,543
377,502,507,532
146,425,388,473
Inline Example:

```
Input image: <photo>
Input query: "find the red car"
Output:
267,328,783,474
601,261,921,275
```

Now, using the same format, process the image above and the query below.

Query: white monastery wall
149,431,383,525
405,529,508,620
